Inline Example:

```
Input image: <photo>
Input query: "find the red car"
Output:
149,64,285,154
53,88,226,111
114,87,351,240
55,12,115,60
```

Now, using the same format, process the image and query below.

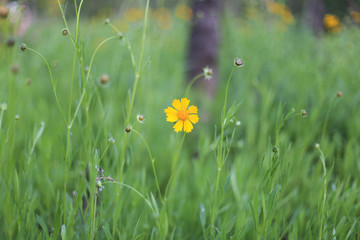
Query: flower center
177,110,188,120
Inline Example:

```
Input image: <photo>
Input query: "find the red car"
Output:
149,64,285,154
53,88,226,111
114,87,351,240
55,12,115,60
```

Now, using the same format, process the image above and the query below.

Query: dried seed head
301,109,307,117
7,37,15,47
336,91,343,98
20,43,27,51
11,64,20,74
62,28,69,36
125,126,131,133
100,74,109,84
137,114,144,122
0,6,9,18
234,58,244,67
203,66,213,80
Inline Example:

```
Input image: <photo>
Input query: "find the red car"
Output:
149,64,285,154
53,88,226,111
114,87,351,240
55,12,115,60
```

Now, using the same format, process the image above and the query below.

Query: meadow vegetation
1,1,360,239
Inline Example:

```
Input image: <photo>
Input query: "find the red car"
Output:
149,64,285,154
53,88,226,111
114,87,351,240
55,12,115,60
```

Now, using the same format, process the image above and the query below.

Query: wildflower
203,66,213,80
266,1,294,24
124,8,144,22
323,14,342,33
0,6,9,18
175,4,193,21
350,11,360,23
164,98,199,133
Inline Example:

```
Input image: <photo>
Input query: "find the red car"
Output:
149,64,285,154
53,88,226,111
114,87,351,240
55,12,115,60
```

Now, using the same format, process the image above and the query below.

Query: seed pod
234,58,244,67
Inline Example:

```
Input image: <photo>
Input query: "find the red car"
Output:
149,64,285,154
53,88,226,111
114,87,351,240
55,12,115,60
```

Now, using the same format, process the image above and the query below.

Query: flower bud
15,115,20,120
20,43,27,51
272,146,278,153
137,114,144,123
104,18,110,24
26,79,32,85
100,74,109,84
336,91,342,98
96,180,102,188
1,103,7,111
125,126,131,133
62,28,69,36
234,58,244,67
315,143,320,149
301,109,307,117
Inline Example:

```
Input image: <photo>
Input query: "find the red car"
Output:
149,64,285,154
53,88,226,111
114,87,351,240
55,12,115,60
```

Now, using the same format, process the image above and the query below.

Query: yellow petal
173,120,183,132
180,98,190,110
187,114,199,124
187,105,198,114
164,107,177,114
172,99,181,110
166,113,178,122
183,119,193,133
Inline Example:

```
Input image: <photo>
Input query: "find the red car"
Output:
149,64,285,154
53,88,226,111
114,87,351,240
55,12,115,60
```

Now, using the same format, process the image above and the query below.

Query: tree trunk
304,0,325,35
187,0,221,98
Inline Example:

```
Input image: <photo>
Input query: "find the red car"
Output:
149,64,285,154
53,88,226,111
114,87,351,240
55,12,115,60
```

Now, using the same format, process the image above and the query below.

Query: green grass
1,2,360,239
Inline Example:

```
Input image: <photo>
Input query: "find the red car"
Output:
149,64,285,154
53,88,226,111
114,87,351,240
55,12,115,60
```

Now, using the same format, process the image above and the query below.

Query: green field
1,2,360,239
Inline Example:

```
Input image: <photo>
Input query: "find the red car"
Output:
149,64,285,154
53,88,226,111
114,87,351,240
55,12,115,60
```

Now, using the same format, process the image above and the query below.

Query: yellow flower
323,14,342,33
175,4,193,21
351,11,360,23
164,98,199,133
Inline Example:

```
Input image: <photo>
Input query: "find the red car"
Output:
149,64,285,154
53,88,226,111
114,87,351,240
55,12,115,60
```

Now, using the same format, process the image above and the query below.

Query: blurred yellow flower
323,14,342,33
164,98,199,133
124,8,144,22
152,7,173,30
266,1,294,24
175,4,193,21
350,11,360,23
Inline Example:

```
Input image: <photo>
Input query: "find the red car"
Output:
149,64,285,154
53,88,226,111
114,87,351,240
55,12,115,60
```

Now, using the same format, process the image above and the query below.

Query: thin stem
103,181,155,213
26,47,67,126
126,0,150,125
164,133,186,202
107,22,137,72
132,129,163,202
211,66,237,232
184,73,205,98
70,35,119,128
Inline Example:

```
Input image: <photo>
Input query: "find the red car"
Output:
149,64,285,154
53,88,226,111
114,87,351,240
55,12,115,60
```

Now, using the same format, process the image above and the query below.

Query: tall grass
0,1,360,239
